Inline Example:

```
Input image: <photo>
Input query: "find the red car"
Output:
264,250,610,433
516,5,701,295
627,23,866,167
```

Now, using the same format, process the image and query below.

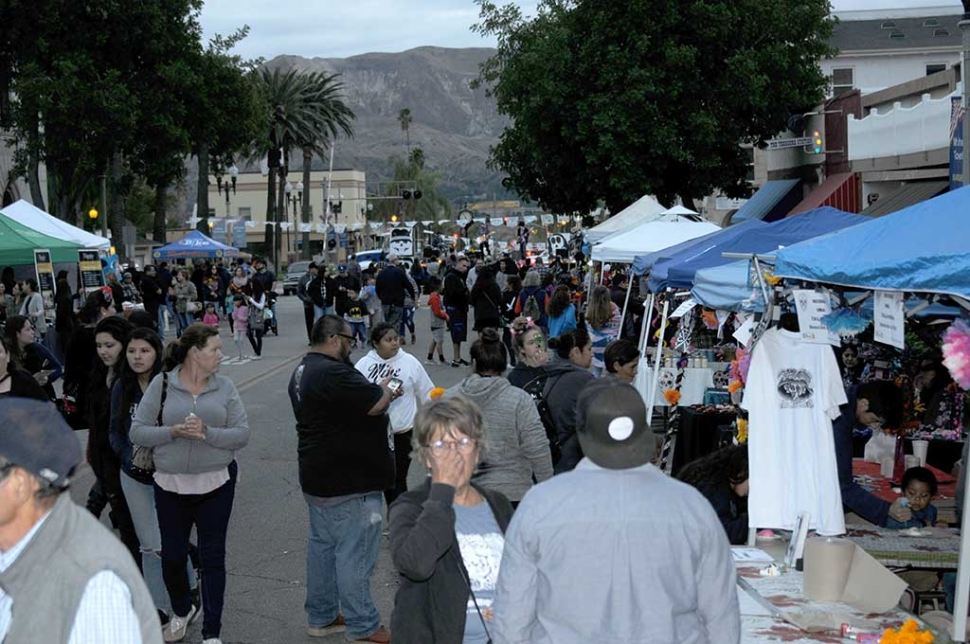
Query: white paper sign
793,289,840,345
873,291,905,349
670,298,696,319
733,316,756,347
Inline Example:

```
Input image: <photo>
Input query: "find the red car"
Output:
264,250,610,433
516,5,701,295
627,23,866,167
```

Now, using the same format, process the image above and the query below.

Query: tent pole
639,293,654,356
617,272,634,341
646,290,671,428
953,475,970,641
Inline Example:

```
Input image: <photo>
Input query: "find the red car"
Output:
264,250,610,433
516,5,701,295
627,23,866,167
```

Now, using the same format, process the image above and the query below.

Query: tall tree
254,68,354,268
398,108,412,153
474,0,834,213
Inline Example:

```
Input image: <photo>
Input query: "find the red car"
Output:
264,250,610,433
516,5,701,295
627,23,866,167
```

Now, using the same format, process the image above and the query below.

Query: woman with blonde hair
584,285,621,377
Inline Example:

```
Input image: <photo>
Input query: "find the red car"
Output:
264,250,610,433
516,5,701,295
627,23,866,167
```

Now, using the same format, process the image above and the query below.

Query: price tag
793,289,840,345
873,291,905,349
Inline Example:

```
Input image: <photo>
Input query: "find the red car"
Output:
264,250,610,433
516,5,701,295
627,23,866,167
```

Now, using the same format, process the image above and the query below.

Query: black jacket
696,480,749,545
389,480,514,644
442,268,469,310
470,281,502,323
542,356,595,473
375,265,414,307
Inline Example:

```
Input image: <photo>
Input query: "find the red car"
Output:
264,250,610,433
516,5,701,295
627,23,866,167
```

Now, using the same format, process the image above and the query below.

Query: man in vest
0,399,161,643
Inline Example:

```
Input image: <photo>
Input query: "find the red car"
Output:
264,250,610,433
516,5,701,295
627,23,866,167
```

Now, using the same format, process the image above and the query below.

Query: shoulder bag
131,372,167,473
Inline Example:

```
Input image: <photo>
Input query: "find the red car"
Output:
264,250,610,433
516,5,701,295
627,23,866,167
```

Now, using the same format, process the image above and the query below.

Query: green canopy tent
0,215,84,265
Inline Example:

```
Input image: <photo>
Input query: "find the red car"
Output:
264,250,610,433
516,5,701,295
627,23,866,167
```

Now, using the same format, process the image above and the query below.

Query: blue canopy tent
152,230,240,260
631,219,765,278
774,186,970,299
650,207,868,293
691,260,757,311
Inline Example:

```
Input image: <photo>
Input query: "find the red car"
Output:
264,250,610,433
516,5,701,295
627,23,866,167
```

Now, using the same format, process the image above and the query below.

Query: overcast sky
199,0,964,61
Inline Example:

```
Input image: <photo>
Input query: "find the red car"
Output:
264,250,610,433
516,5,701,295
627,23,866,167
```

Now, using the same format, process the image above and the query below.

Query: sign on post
78,249,106,294
950,96,963,190
765,137,815,150
32,249,56,322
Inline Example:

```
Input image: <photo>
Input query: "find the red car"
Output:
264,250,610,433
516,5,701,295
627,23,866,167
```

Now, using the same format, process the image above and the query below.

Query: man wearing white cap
492,380,740,644
0,399,161,643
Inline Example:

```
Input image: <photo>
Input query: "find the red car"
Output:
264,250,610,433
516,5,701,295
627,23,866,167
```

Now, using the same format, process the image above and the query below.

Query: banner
32,249,56,321
211,218,227,241
233,222,248,249
78,249,106,294
490,218,505,227
950,96,964,191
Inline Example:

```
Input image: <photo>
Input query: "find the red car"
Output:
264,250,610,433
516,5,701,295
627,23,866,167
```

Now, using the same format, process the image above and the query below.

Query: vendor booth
0,215,82,265
0,200,111,250
153,230,240,260
585,194,667,243
591,218,720,263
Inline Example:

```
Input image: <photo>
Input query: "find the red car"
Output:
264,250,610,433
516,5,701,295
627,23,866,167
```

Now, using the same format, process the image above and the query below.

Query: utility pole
100,172,108,241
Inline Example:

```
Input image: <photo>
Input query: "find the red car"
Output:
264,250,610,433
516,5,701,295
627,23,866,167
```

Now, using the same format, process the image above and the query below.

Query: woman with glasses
444,328,553,504
389,395,515,644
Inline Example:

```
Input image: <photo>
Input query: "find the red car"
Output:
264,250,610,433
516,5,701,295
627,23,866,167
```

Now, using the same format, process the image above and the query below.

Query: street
70,294,467,643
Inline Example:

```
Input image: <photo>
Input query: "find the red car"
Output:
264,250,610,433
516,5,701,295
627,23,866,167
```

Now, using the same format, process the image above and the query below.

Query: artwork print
776,368,814,408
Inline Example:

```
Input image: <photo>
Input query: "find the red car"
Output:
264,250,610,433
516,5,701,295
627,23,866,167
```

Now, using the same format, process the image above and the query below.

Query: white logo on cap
608,417,635,441
38,468,58,483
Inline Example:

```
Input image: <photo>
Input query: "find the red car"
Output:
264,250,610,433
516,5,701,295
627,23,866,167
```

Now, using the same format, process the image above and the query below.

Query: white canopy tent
590,218,720,263
0,199,111,250
586,195,667,243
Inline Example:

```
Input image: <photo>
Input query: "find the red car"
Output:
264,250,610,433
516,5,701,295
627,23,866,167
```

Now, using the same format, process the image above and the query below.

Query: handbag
262,307,274,321
131,373,167,473
186,301,200,313
58,379,85,430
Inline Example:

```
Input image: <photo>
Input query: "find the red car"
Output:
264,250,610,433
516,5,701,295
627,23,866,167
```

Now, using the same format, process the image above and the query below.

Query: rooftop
829,13,964,52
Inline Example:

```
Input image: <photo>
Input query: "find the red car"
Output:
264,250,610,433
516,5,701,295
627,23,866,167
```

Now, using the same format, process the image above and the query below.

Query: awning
787,172,860,216
861,181,948,218
729,179,802,224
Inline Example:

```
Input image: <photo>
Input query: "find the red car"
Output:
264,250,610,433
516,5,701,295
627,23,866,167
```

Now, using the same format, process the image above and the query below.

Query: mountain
265,47,508,201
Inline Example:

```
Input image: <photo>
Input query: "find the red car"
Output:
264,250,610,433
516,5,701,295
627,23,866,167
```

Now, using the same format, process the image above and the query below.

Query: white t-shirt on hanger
741,327,847,536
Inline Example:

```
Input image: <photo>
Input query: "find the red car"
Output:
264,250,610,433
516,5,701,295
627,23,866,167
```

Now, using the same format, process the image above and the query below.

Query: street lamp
285,181,303,257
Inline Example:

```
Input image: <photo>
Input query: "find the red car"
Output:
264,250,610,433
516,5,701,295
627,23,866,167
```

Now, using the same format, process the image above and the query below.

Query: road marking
234,353,305,394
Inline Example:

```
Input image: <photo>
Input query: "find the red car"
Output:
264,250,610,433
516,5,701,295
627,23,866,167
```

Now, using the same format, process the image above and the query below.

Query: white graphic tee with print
454,501,504,644
741,327,847,535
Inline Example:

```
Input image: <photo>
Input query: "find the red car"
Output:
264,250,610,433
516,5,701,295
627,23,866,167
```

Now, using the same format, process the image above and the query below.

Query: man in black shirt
331,264,360,317
139,266,163,330
288,315,399,643
251,258,278,335
442,256,470,367
374,253,414,330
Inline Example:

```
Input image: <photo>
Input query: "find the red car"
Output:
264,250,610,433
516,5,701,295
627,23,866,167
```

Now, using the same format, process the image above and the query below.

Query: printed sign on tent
793,289,840,345
78,249,106,294
873,291,905,349
33,249,56,320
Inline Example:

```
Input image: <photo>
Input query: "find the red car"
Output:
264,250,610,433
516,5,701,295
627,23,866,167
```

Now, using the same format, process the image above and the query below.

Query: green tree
398,108,412,153
474,0,835,213
373,147,451,223
253,68,354,267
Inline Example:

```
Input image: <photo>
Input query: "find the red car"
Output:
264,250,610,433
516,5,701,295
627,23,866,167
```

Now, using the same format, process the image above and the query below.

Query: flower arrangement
943,319,970,390
879,619,934,644
663,389,681,405
736,418,748,444
729,347,751,386
430,387,447,400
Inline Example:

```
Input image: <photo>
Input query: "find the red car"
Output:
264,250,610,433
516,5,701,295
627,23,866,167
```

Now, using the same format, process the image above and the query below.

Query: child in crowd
344,289,368,349
360,275,379,329
886,466,938,529
203,302,219,328
426,276,448,365
230,294,249,361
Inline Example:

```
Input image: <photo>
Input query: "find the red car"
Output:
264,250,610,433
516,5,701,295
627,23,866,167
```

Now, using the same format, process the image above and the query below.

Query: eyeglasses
428,437,476,456
334,333,355,342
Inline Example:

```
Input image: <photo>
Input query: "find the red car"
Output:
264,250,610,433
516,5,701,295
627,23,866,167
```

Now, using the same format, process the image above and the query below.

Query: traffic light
332,201,342,215
812,130,823,154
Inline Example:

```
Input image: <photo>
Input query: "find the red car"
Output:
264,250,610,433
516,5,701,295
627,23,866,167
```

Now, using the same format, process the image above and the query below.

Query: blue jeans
175,311,193,338
305,492,382,638
400,306,415,336
349,321,367,345
155,461,237,640
313,305,327,322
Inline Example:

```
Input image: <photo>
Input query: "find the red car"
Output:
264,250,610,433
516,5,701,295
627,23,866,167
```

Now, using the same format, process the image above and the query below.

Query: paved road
71,295,469,643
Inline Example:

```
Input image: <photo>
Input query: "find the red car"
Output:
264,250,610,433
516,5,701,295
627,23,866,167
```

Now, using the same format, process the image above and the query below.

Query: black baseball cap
308,262,318,270
0,399,82,487
576,380,653,470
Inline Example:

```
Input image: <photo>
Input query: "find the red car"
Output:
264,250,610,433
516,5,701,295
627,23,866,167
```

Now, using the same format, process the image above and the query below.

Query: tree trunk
678,193,697,214
196,142,210,233
277,151,287,268
302,145,312,260
23,109,46,211
153,182,168,244
265,147,278,266
108,151,125,259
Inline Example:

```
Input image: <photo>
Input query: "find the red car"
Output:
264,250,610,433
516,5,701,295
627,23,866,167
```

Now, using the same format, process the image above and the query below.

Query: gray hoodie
130,367,250,474
445,373,553,502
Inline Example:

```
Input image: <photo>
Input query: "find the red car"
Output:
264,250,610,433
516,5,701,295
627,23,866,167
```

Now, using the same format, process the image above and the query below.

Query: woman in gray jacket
131,323,250,644
444,328,553,504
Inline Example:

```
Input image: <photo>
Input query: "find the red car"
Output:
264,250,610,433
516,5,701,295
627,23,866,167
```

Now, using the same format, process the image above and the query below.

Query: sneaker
163,605,197,642
439,356,447,364
411,335,417,345
251,354,263,360
354,626,391,643
202,639,223,644
424,356,436,366
451,360,461,368
307,614,347,638
459,359,470,366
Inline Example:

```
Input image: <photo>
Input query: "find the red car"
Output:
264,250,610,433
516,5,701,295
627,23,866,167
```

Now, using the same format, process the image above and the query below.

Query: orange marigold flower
430,387,447,400
663,389,681,405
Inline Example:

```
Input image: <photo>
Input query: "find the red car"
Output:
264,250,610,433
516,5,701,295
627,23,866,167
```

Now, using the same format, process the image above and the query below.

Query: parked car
353,250,384,272
282,260,311,295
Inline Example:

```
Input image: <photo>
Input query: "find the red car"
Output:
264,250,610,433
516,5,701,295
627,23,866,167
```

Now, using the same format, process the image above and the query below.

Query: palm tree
398,108,412,153
255,67,355,266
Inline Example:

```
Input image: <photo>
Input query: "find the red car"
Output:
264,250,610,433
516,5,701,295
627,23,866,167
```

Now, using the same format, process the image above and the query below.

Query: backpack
521,373,562,465
522,289,542,322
